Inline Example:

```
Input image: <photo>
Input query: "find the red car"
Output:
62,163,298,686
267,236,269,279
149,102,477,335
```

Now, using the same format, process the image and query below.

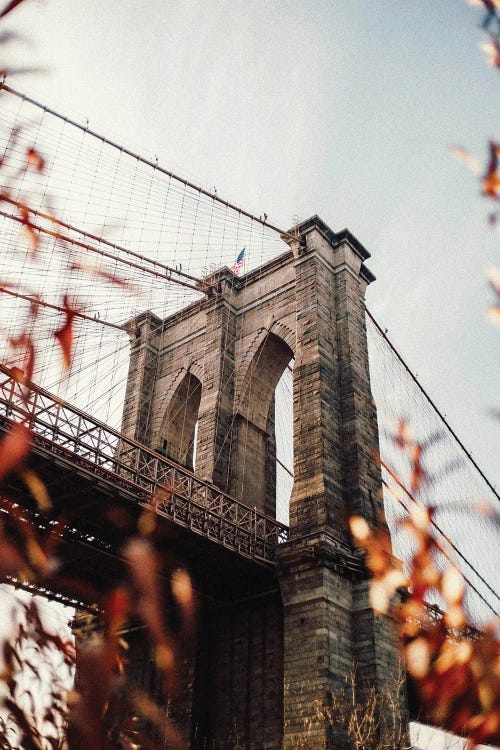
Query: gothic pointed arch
269,320,295,352
230,331,294,514
235,322,295,411
158,370,202,470
236,331,294,429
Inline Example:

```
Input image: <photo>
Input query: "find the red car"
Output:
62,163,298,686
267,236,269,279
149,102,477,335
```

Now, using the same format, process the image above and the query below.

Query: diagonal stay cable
366,306,499,502
381,459,499,609
382,477,498,619
0,208,203,294
0,82,295,242
0,194,202,288
0,285,125,331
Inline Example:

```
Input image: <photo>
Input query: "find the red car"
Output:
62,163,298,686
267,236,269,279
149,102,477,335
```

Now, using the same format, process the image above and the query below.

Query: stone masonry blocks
120,217,404,749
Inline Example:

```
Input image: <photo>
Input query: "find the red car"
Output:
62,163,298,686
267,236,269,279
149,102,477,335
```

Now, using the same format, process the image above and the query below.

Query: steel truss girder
0,367,288,565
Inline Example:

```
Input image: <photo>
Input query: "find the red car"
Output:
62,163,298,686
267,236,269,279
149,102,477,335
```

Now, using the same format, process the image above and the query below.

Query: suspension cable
381,461,499,607
366,306,499,502
382,478,498,618
0,208,204,294
0,82,294,241
0,285,125,331
1,194,202,287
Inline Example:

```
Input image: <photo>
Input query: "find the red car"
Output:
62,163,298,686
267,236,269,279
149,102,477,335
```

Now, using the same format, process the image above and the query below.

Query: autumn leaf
394,417,413,451
19,204,38,254
467,0,500,7
21,468,51,511
441,566,465,606
8,332,35,381
53,294,78,370
69,259,133,290
105,586,130,636
26,147,45,173
124,537,180,695
171,568,196,638
480,37,500,68
406,637,431,679
488,266,500,324
0,421,30,481
451,146,481,175
482,141,500,199
408,502,432,533
131,687,186,750
349,515,371,542
349,515,406,613
410,443,426,492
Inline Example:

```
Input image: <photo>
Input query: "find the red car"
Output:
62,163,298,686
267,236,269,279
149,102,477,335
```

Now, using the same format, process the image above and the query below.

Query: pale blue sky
3,0,499,484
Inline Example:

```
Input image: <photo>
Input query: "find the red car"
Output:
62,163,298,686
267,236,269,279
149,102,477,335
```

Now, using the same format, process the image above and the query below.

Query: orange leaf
171,568,196,636
9,332,35,381
349,515,370,542
21,468,51,511
444,604,466,630
54,295,78,370
487,305,500,325
70,259,134,290
450,146,480,175
482,141,500,198
409,503,431,532
480,38,500,69
171,569,193,608
26,147,45,173
19,204,38,255
394,417,413,450
410,444,426,492
406,637,431,679
441,566,465,606
369,580,391,614
0,421,30,481
124,537,180,695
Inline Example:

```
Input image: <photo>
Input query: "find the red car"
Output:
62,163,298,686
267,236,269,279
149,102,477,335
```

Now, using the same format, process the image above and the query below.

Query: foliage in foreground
0,1,498,748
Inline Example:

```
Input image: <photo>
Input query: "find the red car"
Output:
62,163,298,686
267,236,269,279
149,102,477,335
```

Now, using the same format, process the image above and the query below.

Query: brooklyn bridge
0,83,497,749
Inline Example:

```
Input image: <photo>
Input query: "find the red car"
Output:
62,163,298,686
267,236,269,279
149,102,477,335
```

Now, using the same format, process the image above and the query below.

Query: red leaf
53,295,78,370
124,537,180,695
9,332,35,381
394,418,412,450
410,444,426,492
19,204,38,255
70,259,133,289
26,147,45,173
482,141,500,199
106,586,130,634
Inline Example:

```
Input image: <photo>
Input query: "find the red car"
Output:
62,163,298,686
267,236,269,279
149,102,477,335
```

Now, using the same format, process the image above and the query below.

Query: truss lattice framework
0,366,288,564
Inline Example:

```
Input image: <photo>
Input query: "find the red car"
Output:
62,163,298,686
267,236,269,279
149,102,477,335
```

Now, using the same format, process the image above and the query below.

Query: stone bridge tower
121,217,403,749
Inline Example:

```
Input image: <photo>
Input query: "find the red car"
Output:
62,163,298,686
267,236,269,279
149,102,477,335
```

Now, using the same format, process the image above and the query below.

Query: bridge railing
0,367,288,564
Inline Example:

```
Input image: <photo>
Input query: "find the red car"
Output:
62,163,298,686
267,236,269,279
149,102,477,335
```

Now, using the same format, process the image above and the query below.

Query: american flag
230,247,246,275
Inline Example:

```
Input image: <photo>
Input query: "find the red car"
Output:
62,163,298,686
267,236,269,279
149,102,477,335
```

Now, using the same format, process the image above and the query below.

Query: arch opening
158,371,201,471
230,332,294,517
275,360,294,525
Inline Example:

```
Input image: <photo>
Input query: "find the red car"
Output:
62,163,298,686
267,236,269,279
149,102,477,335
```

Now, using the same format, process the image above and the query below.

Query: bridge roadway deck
0,366,287,603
